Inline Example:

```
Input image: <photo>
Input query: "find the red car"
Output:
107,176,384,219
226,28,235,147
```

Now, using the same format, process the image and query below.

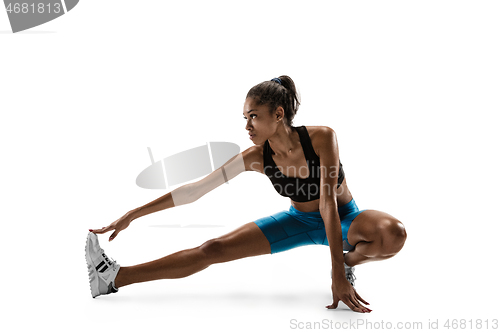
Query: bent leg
114,222,271,288
344,210,407,267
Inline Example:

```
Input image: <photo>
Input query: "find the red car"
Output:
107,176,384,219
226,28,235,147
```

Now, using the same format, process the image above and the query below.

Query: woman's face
243,98,282,144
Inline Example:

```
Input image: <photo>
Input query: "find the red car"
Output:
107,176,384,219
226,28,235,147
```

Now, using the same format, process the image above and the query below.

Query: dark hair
246,75,301,128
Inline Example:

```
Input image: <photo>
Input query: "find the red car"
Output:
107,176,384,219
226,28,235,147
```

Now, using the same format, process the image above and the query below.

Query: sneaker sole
85,232,100,298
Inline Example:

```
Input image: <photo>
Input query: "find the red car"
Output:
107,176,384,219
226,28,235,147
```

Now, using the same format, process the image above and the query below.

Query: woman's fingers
355,289,370,305
348,297,371,313
89,227,104,234
90,225,113,234
348,293,372,313
340,296,361,313
327,292,372,313
350,296,371,313
109,230,119,242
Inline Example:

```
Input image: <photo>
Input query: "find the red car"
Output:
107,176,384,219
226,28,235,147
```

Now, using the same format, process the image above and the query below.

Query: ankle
114,267,127,289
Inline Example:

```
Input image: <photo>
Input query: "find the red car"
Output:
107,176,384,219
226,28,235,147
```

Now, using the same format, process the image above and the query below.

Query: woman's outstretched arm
90,146,258,241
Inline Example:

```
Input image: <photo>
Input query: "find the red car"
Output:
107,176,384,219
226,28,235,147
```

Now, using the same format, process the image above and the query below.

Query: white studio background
1,1,499,332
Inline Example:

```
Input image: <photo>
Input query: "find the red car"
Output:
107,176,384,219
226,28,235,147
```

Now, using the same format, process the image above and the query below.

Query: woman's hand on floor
327,277,371,313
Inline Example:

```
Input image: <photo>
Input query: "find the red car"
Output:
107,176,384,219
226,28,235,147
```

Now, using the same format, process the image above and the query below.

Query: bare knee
199,238,226,263
379,219,407,256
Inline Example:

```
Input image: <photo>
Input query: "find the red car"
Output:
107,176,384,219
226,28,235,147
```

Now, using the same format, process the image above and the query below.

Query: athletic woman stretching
86,76,407,313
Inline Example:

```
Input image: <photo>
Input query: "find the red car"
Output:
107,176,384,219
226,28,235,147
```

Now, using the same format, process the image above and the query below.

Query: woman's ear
275,106,285,121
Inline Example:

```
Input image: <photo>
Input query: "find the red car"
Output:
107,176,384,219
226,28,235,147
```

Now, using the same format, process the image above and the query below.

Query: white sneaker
344,263,356,287
330,263,356,287
330,252,356,287
85,232,120,298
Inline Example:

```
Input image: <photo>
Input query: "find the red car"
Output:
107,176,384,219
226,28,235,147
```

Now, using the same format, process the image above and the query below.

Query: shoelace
345,266,356,285
101,252,118,271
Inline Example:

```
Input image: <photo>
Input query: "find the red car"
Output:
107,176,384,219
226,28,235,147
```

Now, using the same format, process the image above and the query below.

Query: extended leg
344,210,407,267
114,222,271,288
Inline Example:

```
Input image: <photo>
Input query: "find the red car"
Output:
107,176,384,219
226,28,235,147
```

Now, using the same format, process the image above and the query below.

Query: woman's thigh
202,222,272,264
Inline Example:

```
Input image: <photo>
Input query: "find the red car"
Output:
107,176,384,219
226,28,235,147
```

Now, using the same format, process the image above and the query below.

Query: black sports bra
263,125,345,202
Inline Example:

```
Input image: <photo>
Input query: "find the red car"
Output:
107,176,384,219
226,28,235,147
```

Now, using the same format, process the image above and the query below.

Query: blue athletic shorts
254,198,365,254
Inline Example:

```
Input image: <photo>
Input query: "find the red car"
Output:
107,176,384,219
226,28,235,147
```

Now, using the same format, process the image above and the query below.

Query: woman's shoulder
303,125,336,157
240,144,265,173
304,125,335,143
303,125,334,136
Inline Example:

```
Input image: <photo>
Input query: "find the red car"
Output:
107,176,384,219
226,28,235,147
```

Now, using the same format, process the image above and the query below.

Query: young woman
86,76,407,313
